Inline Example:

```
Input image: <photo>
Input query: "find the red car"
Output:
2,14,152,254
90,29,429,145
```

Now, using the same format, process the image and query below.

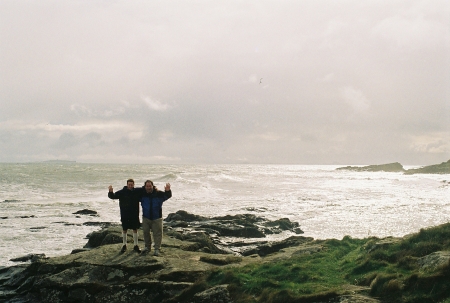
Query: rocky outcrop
73,209,99,216
418,251,450,271
0,212,311,303
165,210,304,237
336,162,405,172
404,159,450,175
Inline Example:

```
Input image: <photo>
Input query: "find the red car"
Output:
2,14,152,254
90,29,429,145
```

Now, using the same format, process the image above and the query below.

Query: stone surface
418,251,450,271
0,212,314,303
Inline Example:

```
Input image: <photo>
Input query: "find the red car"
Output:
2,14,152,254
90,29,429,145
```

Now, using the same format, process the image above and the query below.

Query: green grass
172,223,450,303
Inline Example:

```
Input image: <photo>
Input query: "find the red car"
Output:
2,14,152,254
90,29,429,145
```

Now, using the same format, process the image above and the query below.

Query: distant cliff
337,159,450,174
336,162,404,172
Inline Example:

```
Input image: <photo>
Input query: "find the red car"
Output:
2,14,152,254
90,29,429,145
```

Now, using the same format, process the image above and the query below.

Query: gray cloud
0,0,448,164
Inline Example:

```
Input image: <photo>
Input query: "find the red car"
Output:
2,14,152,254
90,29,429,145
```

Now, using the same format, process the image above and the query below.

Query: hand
164,183,171,191
108,185,113,192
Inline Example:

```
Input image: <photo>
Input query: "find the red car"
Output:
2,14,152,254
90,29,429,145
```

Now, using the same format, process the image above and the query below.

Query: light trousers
142,217,163,250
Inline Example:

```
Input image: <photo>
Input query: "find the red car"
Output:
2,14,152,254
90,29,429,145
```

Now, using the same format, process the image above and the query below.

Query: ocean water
0,163,449,267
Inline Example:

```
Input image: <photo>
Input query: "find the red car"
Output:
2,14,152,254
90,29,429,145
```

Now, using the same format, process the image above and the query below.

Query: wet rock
73,209,99,216
84,227,123,248
165,210,208,222
165,210,304,239
10,254,47,263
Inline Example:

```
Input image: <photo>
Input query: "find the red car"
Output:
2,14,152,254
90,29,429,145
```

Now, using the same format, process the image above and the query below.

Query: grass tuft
196,222,450,303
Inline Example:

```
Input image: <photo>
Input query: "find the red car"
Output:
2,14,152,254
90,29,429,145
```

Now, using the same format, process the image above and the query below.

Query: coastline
1,211,450,303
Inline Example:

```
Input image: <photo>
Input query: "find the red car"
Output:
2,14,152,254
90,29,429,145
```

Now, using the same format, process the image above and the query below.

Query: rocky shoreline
0,211,311,303
2,210,449,303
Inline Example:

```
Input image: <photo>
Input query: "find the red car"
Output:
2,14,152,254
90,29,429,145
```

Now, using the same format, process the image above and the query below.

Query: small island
337,159,450,174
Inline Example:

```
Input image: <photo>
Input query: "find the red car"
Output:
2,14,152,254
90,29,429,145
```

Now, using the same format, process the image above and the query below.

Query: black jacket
108,187,144,221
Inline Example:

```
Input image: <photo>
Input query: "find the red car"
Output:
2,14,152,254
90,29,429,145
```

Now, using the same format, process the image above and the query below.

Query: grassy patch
199,223,450,303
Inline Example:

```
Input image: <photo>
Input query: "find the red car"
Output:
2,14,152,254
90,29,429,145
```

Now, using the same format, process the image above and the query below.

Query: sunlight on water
0,163,449,267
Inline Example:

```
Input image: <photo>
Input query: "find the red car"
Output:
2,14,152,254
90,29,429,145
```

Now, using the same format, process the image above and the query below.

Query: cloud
409,133,450,154
372,5,450,50
0,1,448,165
254,132,283,141
141,96,171,111
318,73,335,82
0,120,143,137
340,86,371,112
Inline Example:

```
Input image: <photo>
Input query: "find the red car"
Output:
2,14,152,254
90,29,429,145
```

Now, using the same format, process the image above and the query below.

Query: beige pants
142,217,163,250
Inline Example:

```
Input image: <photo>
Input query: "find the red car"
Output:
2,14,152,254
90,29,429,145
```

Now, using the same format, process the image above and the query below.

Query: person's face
127,181,134,190
145,182,153,193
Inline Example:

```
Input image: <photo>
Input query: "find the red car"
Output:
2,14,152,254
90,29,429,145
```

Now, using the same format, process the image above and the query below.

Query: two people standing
108,179,172,256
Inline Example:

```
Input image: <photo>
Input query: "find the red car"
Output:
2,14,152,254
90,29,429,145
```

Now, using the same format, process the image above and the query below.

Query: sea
1,163,449,268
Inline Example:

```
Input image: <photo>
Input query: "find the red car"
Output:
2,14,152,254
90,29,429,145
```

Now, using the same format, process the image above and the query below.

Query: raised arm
163,183,172,199
108,185,117,199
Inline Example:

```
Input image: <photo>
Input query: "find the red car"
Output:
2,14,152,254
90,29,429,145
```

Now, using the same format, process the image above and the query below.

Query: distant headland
336,159,450,174
42,160,76,163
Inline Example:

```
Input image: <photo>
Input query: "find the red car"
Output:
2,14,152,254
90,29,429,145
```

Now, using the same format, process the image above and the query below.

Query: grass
171,223,450,303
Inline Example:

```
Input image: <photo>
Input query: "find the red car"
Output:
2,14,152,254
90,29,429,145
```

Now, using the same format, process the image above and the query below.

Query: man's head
127,179,135,190
144,180,154,193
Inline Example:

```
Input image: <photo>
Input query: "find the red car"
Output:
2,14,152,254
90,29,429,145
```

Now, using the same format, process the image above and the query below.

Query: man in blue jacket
108,179,142,253
140,180,172,256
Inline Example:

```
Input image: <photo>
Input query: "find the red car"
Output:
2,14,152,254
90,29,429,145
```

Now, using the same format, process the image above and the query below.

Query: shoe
120,245,127,253
133,245,141,253
141,247,150,255
153,249,159,256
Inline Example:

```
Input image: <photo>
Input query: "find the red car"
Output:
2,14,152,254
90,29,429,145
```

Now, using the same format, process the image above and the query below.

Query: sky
0,0,449,165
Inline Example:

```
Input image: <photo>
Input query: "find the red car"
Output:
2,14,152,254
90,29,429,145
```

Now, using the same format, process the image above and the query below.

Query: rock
165,210,304,240
165,210,208,222
10,254,47,263
192,284,232,303
83,221,113,227
404,159,450,175
364,237,402,253
73,209,99,216
0,212,312,303
199,255,242,265
71,248,90,254
418,251,450,271
291,244,324,256
241,236,314,257
336,162,405,172
84,226,123,248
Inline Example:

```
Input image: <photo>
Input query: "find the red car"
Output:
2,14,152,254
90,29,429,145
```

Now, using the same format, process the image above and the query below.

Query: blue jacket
140,187,172,220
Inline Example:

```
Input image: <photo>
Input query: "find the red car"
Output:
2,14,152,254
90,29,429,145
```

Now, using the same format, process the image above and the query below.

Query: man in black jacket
108,179,142,253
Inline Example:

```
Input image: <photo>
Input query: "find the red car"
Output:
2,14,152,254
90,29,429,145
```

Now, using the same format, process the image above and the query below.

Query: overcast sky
0,1,449,165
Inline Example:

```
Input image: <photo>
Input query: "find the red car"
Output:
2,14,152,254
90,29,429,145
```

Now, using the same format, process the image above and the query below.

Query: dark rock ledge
0,211,311,303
